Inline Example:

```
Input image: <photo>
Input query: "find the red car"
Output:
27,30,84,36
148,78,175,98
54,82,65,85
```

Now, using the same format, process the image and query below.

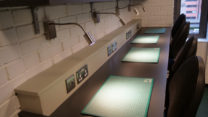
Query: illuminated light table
81,75,154,117
131,35,160,44
122,47,160,63
144,28,166,34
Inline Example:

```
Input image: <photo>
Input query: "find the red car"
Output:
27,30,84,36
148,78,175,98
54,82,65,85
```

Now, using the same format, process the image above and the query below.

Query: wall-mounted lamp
90,2,125,25
127,0,146,13
92,11,125,26
44,21,96,46
134,8,139,16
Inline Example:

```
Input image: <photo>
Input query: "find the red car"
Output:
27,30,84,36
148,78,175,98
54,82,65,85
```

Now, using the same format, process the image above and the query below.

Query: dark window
186,0,197,1
187,5,197,7
186,10,197,13
187,17,196,19
186,11,192,13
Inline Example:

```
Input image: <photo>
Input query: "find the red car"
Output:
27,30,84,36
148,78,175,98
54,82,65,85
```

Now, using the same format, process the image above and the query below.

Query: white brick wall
45,5,67,20
22,52,40,70
0,10,14,29
0,66,8,87
0,96,20,117
0,0,173,117
0,45,20,66
0,28,18,46
19,37,41,55
13,9,33,26
135,0,174,27
6,59,26,80
17,24,37,42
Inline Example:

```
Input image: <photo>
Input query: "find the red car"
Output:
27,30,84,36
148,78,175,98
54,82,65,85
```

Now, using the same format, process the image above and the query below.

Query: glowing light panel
81,75,154,117
122,47,160,63
131,35,160,44
144,28,166,34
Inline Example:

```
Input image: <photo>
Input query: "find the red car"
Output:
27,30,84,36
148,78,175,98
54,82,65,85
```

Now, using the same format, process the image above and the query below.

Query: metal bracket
128,0,131,11
116,0,119,15
31,7,40,34
90,2,100,23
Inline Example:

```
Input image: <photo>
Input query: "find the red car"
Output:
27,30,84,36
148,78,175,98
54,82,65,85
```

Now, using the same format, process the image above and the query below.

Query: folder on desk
144,28,166,34
81,75,154,117
122,47,160,63
131,35,160,44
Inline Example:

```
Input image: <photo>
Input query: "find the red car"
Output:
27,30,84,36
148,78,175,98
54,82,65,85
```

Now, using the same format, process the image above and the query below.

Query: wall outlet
76,65,88,84
112,42,117,52
65,75,76,93
107,41,117,56
126,30,132,40
107,45,113,56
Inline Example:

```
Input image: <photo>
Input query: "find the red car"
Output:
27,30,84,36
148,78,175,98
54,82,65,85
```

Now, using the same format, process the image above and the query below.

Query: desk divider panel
82,75,154,117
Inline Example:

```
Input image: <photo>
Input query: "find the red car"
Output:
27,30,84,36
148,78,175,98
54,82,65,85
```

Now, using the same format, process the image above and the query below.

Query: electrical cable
49,22,86,34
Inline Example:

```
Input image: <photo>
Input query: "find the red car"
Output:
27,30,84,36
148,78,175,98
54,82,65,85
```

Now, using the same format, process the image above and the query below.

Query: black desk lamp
90,2,126,26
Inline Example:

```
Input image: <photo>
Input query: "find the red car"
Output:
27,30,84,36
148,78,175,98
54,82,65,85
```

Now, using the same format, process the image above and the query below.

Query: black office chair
166,56,205,117
165,37,197,108
171,14,186,39
171,36,197,73
169,22,190,59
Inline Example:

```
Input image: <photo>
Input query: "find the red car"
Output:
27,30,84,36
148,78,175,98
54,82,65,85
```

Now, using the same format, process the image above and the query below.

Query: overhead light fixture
44,21,96,46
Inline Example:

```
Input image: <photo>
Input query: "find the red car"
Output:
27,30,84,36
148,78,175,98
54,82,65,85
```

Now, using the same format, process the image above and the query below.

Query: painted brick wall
135,0,174,27
0,0,173,117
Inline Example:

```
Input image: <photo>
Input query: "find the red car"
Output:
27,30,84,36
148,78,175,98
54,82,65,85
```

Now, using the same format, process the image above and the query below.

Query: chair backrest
184,56,205,117
167,56,205,117
171,36,197,73
170,22,190,58
171,14,186,38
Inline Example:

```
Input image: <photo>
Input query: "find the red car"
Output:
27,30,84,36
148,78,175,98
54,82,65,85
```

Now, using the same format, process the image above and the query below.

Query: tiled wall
0,0,173,117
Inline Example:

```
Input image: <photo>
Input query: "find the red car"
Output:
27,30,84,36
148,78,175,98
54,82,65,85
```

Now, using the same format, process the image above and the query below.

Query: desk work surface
19,28,170,117
82,75,154,117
